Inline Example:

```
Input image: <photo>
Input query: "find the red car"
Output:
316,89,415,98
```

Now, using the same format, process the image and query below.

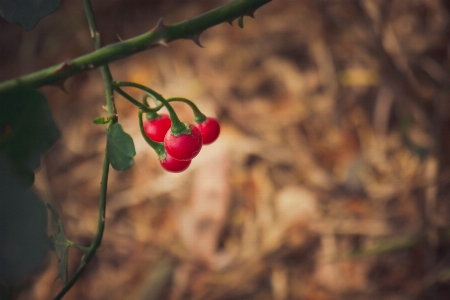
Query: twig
53,1,113,298
0,0,271,94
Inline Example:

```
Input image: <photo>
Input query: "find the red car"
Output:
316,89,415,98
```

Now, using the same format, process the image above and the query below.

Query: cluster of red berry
143,113,220,172
113,82,219,173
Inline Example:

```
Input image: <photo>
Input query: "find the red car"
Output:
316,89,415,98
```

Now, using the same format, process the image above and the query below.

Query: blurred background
1,0,450,299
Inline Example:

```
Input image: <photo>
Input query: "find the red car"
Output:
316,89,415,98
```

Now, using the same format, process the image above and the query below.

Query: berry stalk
114,86,157,113
114,81,188,136
166,97,220,144
166,97,207,123
138,110,165,157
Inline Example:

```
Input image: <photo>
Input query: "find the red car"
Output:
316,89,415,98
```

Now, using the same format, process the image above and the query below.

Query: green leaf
0,0,61,30
93,117,108,125
0,88,60,185
238,16,244,28
0,155,49,286
46,203,70,285
107,123,136,171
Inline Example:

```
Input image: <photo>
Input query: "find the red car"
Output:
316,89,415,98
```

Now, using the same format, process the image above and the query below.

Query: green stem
67,241,90,253
54,2,113,299
114,81,187,135
145,110,160,120
0,0,272,94
138,110,165,157
114,86,156,112
142,94,151,107
166,97,207,123
141,93,162,120
82,0,116,116
54,147,110,300
141,94,163,120
142,94,164,112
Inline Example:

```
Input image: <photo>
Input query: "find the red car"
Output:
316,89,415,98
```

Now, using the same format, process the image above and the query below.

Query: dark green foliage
0,156,48,286
0,88,59,289
0,89,60,186
47,203,70,285
0,0,61,30
107,123,136,171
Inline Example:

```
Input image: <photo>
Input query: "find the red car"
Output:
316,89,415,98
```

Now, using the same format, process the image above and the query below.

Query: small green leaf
0,0,61,30
0,89,60,185
238,16,244,28
46,203,70,285
107,123,136,171
93,117,108,124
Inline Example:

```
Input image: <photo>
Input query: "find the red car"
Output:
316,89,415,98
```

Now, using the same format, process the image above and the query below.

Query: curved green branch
82,0,116,116
0,0,271,94
53,1,114,298
53,144,110,300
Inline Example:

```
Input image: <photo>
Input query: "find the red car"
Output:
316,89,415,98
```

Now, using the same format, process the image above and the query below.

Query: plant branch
53,1,113,298
82,0,116,115
53,147,110,300
0,0,271,94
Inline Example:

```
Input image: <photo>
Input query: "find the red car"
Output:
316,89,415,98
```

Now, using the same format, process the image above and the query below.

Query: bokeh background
1,0,450,299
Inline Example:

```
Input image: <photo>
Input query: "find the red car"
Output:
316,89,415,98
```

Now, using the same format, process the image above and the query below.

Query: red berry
195,117,220,145
164,124,203,161
160,152,191,173
143,114,171,142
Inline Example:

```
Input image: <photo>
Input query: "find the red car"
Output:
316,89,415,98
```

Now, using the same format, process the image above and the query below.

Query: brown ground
1,0,450,299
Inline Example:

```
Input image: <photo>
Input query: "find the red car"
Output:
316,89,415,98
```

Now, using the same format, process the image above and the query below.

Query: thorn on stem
152,17,166,33
54,60,72,73
245,10,256,18
49,81,69,94
186,32,204,48
227,19,235,26
116,33,123,42
148,38,169,50
156,38,169,47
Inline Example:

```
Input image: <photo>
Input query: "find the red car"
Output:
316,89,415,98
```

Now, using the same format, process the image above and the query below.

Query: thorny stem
0,0,271,94
82,0,116,116
53,1,113,299
166,97,207,123
114,81,188,135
